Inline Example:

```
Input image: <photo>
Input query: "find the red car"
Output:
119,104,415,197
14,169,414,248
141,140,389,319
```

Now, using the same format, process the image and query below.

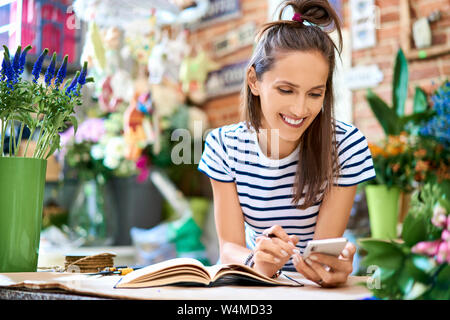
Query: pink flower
442,229,450,242
435,241,449,264
412,240,441,257
136,155,150,183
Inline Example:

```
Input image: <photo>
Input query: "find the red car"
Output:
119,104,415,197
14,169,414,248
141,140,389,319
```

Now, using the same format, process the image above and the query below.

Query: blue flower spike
32,48,49,83
54,55,68,89
78,61,88,87
44,52,57,87
65,70,80,96
12,45,22,81
18,45,32,76
2,50,15,89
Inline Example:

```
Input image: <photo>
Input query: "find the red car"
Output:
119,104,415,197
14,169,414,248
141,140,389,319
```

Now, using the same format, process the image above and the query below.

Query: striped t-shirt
198,120,376,271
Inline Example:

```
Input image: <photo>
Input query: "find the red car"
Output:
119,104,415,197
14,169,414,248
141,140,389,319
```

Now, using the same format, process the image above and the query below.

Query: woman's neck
257,122,300,159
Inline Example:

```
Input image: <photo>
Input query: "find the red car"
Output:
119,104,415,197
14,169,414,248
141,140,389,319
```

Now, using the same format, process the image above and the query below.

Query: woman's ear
247,67,260,96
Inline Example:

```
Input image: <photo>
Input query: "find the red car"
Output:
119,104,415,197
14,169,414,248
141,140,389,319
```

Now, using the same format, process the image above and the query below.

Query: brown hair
241,0,343,209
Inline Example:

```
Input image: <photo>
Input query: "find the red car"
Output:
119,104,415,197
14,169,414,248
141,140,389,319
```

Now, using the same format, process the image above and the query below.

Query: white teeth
282,114,304,125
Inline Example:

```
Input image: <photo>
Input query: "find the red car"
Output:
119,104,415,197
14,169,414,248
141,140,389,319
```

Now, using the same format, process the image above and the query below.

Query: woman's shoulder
335,120,367,142
206,121,252,143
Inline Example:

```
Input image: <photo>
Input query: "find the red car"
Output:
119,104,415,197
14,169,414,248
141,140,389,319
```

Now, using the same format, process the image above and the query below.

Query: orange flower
391,163,401,173
413,148,427,158
436,163,450,182
415,160,430,172
368,143,387,157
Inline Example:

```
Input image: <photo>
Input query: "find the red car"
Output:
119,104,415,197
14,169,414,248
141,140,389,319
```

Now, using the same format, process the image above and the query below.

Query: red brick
380,11,400,23
377,25,400,40
409,65,441,81
417,0,449,18
376,0,400,9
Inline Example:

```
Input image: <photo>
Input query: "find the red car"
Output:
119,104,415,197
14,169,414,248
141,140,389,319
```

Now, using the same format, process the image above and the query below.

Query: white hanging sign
344,64,384,90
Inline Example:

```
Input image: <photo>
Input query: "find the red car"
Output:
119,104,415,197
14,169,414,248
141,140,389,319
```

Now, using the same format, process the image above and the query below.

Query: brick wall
191,0,449,142
345,0,450,142
189,0,268,128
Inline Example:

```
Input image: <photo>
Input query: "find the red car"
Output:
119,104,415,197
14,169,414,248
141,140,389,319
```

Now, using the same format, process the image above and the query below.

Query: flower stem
15,122,25,157
9,119,13,157
33,116,46,158
0,117,7,157
24,126,35,158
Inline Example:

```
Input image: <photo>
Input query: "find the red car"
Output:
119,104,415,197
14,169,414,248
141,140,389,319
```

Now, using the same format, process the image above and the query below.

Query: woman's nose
289,96,309,116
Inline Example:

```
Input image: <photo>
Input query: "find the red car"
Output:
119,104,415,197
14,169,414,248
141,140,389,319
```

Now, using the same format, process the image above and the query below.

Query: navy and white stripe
198,120,376,271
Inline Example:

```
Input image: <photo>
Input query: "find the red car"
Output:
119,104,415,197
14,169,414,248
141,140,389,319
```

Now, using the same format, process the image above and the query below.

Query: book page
118,258,210,285
210,264,304,286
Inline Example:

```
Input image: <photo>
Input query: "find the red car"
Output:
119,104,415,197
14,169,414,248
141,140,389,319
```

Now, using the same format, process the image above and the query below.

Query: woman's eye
278,88,293,94
310,93,323,98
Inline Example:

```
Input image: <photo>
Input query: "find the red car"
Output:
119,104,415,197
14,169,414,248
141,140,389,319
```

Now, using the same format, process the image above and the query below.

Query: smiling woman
197,0,376,288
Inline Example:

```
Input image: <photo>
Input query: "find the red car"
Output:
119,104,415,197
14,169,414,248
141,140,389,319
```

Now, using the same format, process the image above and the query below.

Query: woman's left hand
292,241,356,288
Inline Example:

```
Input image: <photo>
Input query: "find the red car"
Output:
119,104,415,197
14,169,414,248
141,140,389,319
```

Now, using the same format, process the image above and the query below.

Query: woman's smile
279,113,307,128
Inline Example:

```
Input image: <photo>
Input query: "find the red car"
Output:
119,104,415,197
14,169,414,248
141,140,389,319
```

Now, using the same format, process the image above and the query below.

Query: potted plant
358,183,449,300
0,45,91,272
364,48,435,239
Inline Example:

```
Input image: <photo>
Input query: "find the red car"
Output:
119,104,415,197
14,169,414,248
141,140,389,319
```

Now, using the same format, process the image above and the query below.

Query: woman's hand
252,225,298,278
292,241,356,288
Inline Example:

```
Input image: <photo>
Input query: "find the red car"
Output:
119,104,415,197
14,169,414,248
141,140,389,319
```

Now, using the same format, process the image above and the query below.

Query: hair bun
278,0,339,31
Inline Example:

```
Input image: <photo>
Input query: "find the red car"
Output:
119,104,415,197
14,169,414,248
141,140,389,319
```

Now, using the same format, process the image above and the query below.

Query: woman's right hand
252,225,298,278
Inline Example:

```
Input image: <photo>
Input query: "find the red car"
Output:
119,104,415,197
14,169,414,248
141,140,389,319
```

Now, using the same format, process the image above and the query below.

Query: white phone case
302,237,348,259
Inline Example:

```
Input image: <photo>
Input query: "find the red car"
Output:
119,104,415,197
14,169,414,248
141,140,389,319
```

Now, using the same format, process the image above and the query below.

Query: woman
198,0,376,287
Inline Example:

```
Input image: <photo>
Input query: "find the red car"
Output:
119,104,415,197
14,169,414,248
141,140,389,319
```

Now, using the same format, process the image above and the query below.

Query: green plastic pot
0,157,47,272
365,184,400,240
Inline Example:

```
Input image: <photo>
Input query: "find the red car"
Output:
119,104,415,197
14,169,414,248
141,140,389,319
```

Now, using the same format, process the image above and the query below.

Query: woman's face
248,50,329,144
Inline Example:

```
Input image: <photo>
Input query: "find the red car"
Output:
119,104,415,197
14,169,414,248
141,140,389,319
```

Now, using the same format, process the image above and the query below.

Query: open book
115,258,305,288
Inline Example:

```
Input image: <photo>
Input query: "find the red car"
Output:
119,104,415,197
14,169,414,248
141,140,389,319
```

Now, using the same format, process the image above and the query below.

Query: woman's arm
292,184,358,287
210,178,297,277
313,184,358,239
210,178,250,264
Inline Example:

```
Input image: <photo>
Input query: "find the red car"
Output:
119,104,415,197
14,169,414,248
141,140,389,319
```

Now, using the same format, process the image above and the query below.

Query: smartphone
302,237,348,259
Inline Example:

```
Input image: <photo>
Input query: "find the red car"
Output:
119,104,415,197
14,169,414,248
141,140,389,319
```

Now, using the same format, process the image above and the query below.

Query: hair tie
292,12,303,24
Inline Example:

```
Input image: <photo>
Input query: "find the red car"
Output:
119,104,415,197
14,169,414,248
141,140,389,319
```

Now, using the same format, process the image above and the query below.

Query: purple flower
32,48,49,83
74,118,106,144
44,52,57,86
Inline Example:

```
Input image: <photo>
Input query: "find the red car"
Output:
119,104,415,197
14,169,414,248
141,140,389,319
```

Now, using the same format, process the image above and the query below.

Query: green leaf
45,134,60,160
412,86,428,114
358,238,405,270
392,49,409,117
366,89,401,135
401,213,428,246
435,264,450,287
70,116,78,134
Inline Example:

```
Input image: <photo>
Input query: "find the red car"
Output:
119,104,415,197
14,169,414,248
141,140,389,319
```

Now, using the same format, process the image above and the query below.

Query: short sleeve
198,128,235,183
334,126,376,186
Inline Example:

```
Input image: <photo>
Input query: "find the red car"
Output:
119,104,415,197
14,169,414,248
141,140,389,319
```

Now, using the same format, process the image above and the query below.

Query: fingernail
305,258,313,266
293,255,299,264
281,250,288,257
289,241,295,247
274,257,281,263
342,249,349,257
310,255,318,261
293,249,300,255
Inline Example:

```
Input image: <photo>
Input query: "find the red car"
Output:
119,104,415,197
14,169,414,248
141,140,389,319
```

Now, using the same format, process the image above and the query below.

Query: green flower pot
365,185,400,240
0,157,47,272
